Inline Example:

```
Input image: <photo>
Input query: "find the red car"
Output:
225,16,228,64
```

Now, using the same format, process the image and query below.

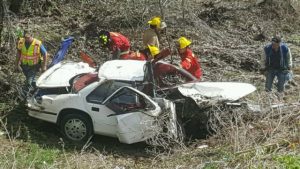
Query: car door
85,80,121,137
103,86,161,144
86,102,118,137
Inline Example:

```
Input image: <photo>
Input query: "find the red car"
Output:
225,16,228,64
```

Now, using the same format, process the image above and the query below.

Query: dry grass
205,91,300,168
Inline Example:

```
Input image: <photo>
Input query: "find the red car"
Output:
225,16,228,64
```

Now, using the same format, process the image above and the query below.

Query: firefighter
99,30,131,60
146,45,160,60
142,16,167,50
124,45,160,61
15,29,48,88
177,37,202,79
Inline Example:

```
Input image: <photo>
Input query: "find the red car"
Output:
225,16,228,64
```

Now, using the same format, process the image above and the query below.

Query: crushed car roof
98,60,146,81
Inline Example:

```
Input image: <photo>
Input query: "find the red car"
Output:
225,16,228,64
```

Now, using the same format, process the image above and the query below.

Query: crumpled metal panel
36,61,95,88
177,82,256,105
98,60,146,81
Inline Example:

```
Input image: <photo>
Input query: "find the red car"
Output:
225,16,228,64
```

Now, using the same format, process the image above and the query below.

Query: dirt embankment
1,0,300,85
0,1,299,115
0,0,300,118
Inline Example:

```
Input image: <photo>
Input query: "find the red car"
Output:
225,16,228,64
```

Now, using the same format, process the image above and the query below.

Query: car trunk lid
36,62,95,88
177,82,256,104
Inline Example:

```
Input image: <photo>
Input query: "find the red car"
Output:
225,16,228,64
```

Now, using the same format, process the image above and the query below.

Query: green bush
276,155,300,169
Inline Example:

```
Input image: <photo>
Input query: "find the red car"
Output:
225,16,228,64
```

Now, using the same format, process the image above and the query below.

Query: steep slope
0,0,300,168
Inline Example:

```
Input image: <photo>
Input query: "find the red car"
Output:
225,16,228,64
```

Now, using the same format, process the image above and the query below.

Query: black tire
60,113,93,143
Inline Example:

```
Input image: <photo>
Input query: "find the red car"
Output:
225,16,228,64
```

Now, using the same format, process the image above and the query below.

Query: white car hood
36,61,95,88
98,60,146,81
178,82,256,103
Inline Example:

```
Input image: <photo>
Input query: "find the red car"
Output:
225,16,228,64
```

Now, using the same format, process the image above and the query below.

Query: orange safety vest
17,38,42,66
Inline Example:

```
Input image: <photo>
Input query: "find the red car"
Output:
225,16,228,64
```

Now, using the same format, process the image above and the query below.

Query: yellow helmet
148,45,160,57
178,37,192,49
147,17,161,28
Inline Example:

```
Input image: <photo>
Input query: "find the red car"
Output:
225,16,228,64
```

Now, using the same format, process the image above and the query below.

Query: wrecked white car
27,60,256,144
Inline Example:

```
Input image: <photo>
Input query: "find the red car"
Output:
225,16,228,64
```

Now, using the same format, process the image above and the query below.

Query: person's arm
42,52,48,72
40,44,48,72
181,59,191,70
287,48,292,69
111,48,120,60
109,41,121,59
154,36,160,49
261,46,268,70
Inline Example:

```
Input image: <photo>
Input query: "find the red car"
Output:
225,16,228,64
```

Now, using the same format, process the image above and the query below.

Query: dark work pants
21,64,40,88
265,69,289,92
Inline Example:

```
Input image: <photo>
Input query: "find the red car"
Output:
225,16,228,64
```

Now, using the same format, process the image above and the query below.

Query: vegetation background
0,0,300,168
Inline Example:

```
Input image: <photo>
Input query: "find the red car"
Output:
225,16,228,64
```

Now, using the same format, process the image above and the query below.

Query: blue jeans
21,64,40,88
265,69,289,92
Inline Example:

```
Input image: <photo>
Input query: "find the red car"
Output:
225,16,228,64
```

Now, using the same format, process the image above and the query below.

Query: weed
275,155,300,169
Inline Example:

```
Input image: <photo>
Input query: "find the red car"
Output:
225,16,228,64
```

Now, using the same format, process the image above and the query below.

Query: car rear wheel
60,113,93,142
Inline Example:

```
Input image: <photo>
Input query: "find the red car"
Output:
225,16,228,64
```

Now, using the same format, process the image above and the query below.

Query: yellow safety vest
17,38,42,66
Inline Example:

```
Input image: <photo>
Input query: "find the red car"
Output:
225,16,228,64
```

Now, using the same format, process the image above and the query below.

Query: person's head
177,37,191,55
23,29,33,43
148,45,160,58
271,35,281,51
99,30,110,48
148,16,167,31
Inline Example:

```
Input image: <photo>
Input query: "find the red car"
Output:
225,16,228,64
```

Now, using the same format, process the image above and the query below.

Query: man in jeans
15,30,48,89
263,36,292,92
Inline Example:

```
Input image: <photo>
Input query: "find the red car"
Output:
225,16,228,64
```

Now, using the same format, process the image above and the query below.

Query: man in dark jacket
263,36,292,92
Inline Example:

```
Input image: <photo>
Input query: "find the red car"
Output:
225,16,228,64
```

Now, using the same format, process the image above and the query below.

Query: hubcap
64,118,87,141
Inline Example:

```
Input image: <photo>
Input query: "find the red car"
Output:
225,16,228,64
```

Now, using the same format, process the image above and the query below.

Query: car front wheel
60,113,93,142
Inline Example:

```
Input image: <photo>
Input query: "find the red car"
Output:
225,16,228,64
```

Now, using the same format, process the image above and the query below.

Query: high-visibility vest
18,38,42,66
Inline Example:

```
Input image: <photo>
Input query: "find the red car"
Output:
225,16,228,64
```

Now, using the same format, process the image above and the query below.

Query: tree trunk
0,0,4,46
